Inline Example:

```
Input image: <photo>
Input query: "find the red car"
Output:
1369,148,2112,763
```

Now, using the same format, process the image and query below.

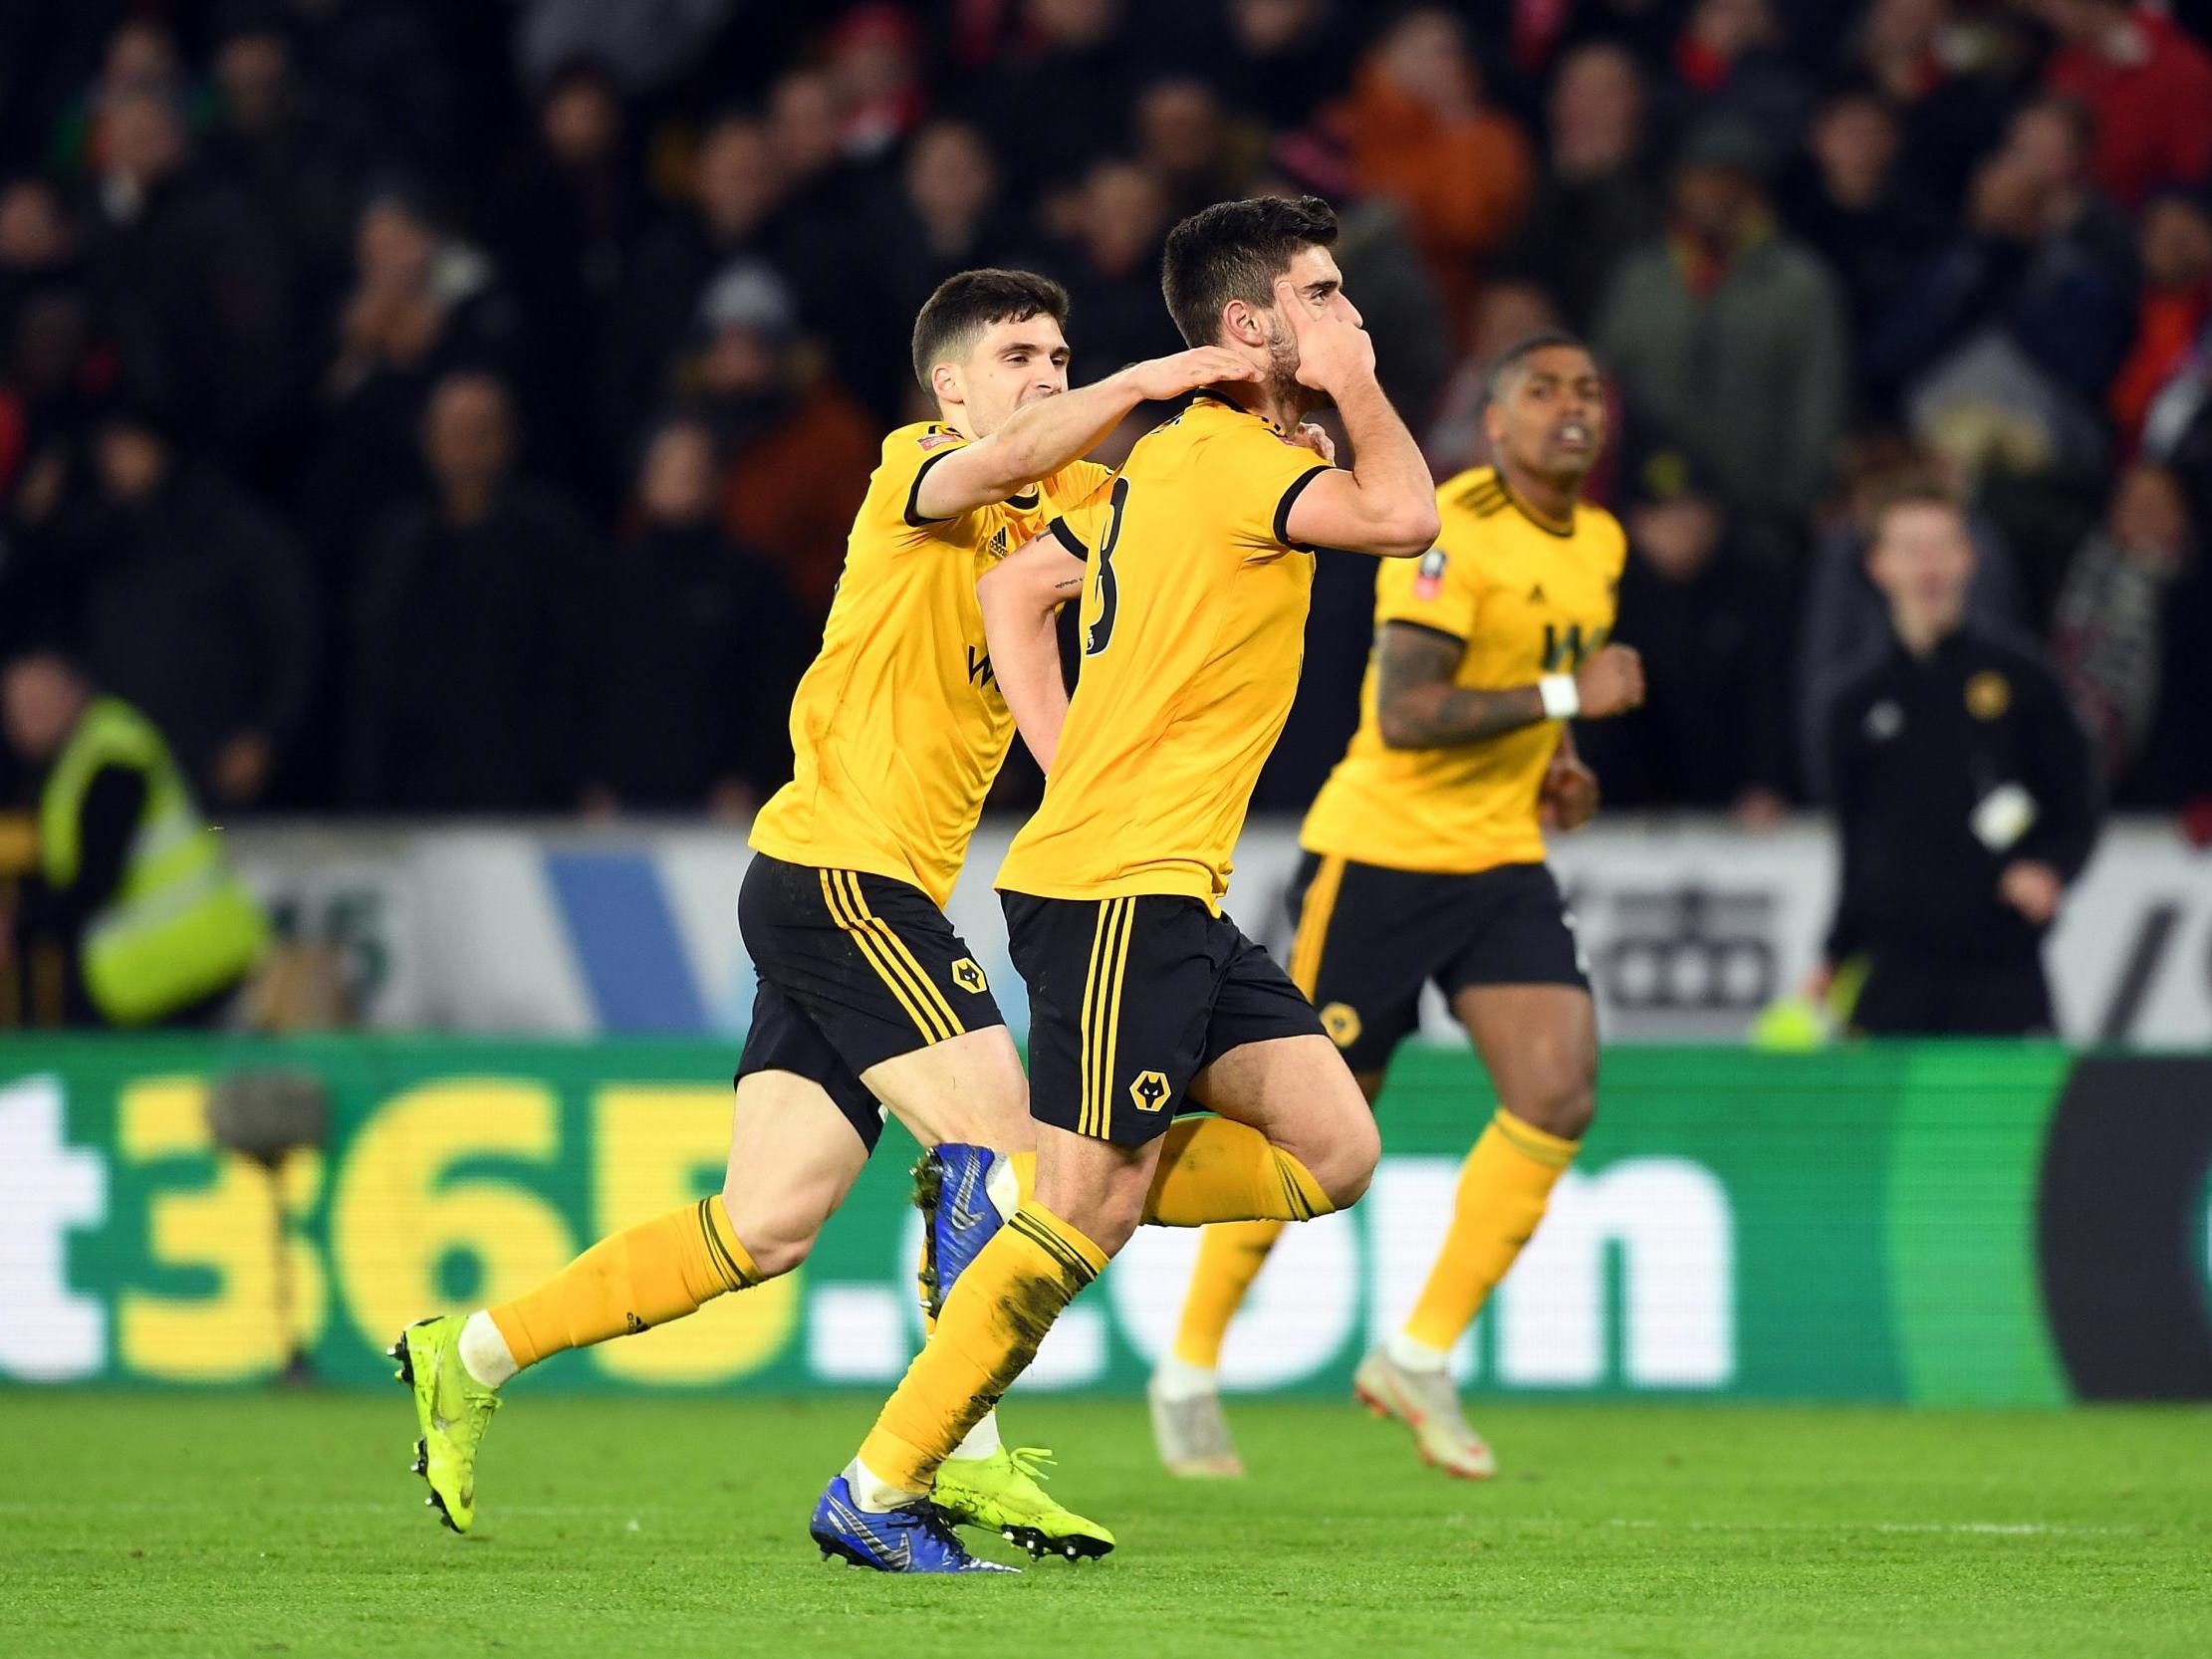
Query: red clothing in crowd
2109,283,2212,449
2048,8,2212,209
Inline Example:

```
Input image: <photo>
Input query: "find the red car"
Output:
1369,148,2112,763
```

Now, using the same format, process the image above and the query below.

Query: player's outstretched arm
1273,279,1439,559
914,349,1257,522
1376,625,1644,751
977,526,1088,774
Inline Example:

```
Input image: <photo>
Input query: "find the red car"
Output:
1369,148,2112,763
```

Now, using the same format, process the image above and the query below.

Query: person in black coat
583,417,808,819
68,408,316,811
346,370,594,812
1813,482,2101,1036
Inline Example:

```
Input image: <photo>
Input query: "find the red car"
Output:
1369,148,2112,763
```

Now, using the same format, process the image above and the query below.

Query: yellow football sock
1172,1219,1287,1368
1142,1117,1333,1226
489,1195,758,1370
1402,1108,1579,1353
859,1201,1106,1494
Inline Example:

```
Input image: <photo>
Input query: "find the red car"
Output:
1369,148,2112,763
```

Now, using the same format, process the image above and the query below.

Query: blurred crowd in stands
0,0,2207,829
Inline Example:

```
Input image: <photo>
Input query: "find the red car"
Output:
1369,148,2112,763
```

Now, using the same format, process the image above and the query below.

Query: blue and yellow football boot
912,1144,1015,1316
809,1475,1018,1573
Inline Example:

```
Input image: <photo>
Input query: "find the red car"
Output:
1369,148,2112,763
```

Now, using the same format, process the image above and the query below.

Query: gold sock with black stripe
488,1195,760,1371
859,1201,1106,1494
1172,1218,1288,1367
1141,1117,1335,1226
1402,1107,1579,1353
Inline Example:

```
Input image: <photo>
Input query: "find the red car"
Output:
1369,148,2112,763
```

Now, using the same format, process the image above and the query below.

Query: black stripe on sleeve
1272,462,1329,549
903,436,965,527
1045,515,1089,558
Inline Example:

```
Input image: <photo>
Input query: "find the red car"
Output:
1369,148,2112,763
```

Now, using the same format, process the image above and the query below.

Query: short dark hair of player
910,269,1071,393
1161,194,1340,349
1485,330,1595,403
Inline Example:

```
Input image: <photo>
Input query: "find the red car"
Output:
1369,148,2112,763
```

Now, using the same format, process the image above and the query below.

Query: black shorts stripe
840,870,965,1041
818,869,955,1045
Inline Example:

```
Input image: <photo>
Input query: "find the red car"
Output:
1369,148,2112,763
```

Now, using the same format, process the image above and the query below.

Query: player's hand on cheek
1274,278,1374,392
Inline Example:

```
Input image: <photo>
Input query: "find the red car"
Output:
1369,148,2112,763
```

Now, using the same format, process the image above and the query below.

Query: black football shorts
1283,853,1590,1075
1003,889,1325,1147
735,851,1005,1150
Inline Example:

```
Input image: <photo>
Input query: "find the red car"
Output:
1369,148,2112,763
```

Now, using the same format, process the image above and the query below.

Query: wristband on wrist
1539,673,1581,720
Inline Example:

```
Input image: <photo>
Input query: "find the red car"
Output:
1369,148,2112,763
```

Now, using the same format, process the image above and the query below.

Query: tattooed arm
1374,622,1644,751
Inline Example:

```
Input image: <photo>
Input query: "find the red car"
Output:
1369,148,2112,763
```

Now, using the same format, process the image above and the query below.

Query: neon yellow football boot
931,1446,1115,1561
389,1314,501,1533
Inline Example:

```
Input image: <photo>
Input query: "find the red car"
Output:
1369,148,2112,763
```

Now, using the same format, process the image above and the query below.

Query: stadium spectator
971,0,1151,205
201,6,365,326
846,119,1019,419
1050,159,1185,393
490,57,640,501
1579,457,1795,817
2108,189,2212,451
1329,7,1534,332
610,114,783,445
1135,79,1249,221
1779,86,1941,357
584,418,807,820
824,4,924,161
85,88,297,480
680,259,875,618
1666,0,1810,155
303,189,523,600
1851,0,2020,211
2039,0,2212,210
1503,40,1664,331
66,407,316,811
1213,0,1357,129
2053,462,2202,796
44,16,205,183
1868,101,2136,482
1814,483,2099,1036
347,371,596,812
1593,119,1848,551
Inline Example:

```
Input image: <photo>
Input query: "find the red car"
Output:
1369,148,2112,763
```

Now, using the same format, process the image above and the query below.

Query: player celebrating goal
808,195,1441,1573
1150,332,1644,1481
388,270,1256,1555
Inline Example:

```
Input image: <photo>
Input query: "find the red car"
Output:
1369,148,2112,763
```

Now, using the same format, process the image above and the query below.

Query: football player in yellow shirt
389,270,1255,1557
1151,332,1647,1482
811,196,1446,1572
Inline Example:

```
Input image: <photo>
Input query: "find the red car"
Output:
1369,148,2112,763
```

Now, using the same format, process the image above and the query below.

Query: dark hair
910,268,1070,393
1161,194,1339,349
1485,330,1595,402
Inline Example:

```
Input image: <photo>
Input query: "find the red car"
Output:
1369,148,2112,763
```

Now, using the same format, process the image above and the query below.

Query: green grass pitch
5,1391,2207,1658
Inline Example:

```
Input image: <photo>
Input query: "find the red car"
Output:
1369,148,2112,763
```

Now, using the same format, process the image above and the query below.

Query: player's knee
1509,1045,1598,1141
720,1188,824,1281
1310,1109,1380,1211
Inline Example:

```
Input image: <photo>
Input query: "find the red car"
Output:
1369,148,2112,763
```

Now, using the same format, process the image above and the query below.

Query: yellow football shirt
749,421,1106,907
997,394,1331,909
1300,466,1625,875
